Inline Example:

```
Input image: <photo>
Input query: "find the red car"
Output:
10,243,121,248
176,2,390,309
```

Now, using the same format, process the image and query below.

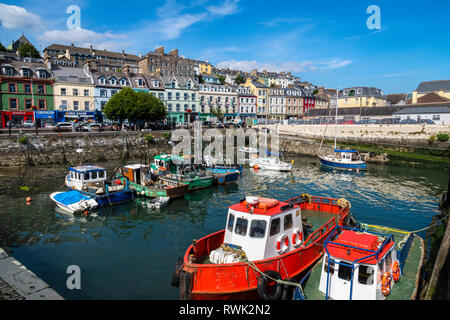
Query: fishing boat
214,171,240,185
293,224,424,300
65,164,136,207
172,194,354,300
151,154,214,191
50,190,98,214
318,89,367,171
143,197,171,210
203,155,243,174
249,157,293,172
117,164,189,199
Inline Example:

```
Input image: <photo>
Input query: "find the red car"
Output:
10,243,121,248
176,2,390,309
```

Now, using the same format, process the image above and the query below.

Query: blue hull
319,158,367,171
78,189,136,207
216,171,240,185
205,165,243,174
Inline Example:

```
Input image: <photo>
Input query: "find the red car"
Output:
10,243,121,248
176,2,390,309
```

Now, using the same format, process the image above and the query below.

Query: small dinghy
147,197,170,210
50,190,98,214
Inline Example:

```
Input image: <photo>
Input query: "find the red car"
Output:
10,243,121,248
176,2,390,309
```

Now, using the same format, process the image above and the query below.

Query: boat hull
319,156,367,171
159,176,214,192
178,196,351,300
205,165,243,174
215,171,240,185
116,177,189,199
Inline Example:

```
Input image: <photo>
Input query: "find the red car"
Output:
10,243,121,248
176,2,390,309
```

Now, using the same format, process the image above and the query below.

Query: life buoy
292,229,303,247
392,262,400,282
381,272,392,296
257,270,284,300
276,234,290,254
159,167,166,171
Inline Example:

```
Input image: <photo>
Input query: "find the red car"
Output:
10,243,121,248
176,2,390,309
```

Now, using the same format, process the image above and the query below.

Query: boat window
357,265,374,285
227,214,235,232
234,218,248,236
91,171,98,179
323,257,335,275
100,171,106,178
270,218,280,237
84,173,89,180
284,214,293,230
338,263,353,281
250,220,267,238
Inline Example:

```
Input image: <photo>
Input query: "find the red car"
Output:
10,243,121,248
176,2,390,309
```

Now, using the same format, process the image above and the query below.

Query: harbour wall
0,132,172,167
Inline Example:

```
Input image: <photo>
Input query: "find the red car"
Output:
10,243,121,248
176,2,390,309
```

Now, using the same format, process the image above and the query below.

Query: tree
0,42,6,52
216,74,226,85
210,107,224,119
235,75,246,85
103,87,137,123
18,43,41,58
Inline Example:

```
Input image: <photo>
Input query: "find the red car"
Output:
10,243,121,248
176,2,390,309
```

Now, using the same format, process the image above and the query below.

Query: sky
0,0,449,94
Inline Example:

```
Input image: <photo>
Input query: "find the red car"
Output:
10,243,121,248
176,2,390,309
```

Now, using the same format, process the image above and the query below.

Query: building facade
412,80,450,104
237,86,257,118
199,83,238,121
338,87,386,108
242,78,269,116
162,76,199,124
0,56,54,127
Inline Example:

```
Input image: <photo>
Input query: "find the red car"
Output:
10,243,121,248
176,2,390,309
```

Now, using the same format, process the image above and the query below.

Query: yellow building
52,65,95,111
198,61,212,75
338,87,386,108
242,78,269,115
412,80,450,104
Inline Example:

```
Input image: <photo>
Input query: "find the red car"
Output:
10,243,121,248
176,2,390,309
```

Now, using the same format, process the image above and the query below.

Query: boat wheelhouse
294,224,424,300
249,157,293,172
66,165,108,191
173,194,353,300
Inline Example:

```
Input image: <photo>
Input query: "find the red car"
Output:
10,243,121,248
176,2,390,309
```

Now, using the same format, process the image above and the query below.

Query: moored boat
50,190,98,214
117,164,189,199
214,171,240,185
172,194,353,300
319,151,367,171
65,164,136,207
294,224,424,300
249,157,293,172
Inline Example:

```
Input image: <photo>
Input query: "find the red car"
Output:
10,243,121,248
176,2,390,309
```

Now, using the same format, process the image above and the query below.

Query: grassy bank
325,140,450,170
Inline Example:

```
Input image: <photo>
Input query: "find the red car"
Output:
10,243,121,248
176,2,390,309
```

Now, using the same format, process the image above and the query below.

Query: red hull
179,196,351,300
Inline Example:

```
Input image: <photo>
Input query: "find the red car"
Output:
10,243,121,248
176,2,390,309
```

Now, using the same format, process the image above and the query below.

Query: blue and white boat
215,171,240,185
65,164,136,207
203,155,243,174
50,190,98,214
318,89,367,171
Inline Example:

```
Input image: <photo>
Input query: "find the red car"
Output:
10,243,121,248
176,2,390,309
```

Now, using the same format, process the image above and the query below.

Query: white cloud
206,0,240,16
0,3,42,30
216,58,353,73
39,28,127,51
155,13,208,40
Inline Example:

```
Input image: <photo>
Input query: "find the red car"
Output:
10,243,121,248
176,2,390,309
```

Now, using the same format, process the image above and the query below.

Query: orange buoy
26,197,32,202
26,202,32,206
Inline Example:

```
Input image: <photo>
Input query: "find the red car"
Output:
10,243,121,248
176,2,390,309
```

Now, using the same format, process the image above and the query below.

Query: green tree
103,87,137,123
216,74,226,85
0,42,6,52
210,107,224,119
235,75,246,85
18,43,41,58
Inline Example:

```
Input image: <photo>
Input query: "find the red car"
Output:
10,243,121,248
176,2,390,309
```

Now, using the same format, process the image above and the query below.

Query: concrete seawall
0,248,64,300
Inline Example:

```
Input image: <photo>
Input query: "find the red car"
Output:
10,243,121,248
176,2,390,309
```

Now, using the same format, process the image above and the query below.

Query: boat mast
334,88,339,151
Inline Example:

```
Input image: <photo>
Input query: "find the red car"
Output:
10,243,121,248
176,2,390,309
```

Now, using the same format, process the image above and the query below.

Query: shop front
57,111,102,123
1,111,35,128
34,110,57,127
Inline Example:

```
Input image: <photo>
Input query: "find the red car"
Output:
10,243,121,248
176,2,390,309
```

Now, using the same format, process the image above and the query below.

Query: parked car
84,123,110,131
419,119,435,124
22,120,35,128
50,122,74,132
399,119,417,124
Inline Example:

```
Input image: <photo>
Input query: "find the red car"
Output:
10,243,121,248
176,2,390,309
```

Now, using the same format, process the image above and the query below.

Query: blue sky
1,0,449,94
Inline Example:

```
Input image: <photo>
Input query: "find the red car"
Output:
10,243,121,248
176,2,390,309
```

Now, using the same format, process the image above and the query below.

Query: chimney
122,64,130,75
122,49,125,56
169,49,178,58
89,44,93,52
155,46,164,54
71,43,74,47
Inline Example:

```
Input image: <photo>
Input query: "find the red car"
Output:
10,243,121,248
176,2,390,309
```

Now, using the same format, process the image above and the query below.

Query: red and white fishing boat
172,194,353,300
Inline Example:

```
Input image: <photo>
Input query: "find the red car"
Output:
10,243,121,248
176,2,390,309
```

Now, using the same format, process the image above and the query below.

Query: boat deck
300,225,424,300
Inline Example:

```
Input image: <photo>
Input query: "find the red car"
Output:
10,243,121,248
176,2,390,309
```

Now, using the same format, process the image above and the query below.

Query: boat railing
397,232,414,273
302,216,337,248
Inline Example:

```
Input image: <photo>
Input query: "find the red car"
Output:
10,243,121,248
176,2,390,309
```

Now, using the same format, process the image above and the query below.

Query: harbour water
0,156,447,300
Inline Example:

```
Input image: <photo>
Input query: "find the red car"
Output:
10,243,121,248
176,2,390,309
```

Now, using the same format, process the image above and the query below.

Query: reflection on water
0,155,447,300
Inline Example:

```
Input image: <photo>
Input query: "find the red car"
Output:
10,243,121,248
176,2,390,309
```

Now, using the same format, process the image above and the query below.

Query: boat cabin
68,165,107,185
211,196,304,263
319,226,399,300
334,149,359,162
122,164,152,186
151,154,190,175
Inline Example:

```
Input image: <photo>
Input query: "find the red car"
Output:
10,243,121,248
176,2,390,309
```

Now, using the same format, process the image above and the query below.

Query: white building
393,106,450,124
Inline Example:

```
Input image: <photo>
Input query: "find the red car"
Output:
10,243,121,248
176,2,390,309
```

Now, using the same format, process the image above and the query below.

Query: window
270,218,281,237
357,265,374,285
168,92,172,100
111,90,118,96
227,214,235,232
38,70,47,79
120,79,127,86
61,88,66,96
101,101,106,110
99,77,106,85
73,89,78,96
38,99,46,109
24,84,31,93
61,100,67,110
176,93,180,100
37,85,45,94
22,69,31,77
433,115,440,121
84,173,89,180
8,83,16,93
168,103,173,111
171,81,176,89
25,99,32,110
184,93,188,100
84,101,90,110
110,78,117,85
250,220,267,238
73,101,79,110
338,263,353,281
84,89,89,96
158,93,164,100
100,89,107,98
9,98,18,109
234,218,248,236
91,171,98,180
4,67,13,76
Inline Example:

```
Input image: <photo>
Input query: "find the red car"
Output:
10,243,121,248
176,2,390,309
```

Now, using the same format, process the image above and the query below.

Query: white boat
238,146,259,154
50,191,98,214
249,157,292,172
146,197,170,210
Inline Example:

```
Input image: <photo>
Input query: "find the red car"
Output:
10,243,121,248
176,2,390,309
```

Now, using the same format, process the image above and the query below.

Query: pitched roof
416,80,450,93
386,93,409,105
45,44,140,61
393,106,450,115
417,92,450,104
339,87,385,98
52,66,92,84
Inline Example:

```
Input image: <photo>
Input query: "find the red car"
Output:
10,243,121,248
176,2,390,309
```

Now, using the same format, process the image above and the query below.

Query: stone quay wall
0,132,172,167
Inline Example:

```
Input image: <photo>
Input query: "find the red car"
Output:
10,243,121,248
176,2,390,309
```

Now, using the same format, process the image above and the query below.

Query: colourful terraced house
0,56,54,127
